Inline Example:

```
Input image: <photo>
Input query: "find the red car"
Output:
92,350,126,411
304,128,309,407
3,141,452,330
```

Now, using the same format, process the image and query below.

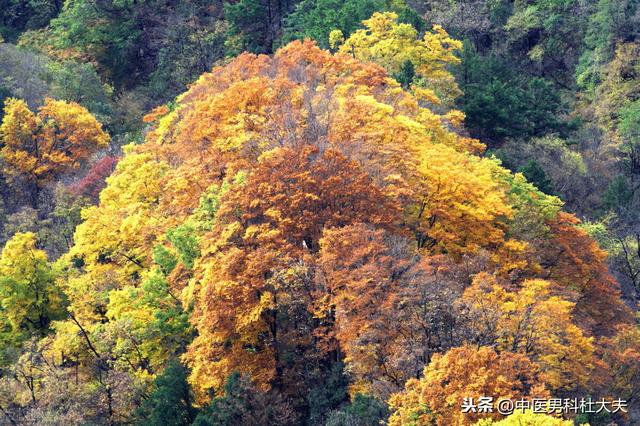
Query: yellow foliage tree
388,346,549,425
334,12,463,103
0,98,109,204
0,233,65,345
459,274,597,391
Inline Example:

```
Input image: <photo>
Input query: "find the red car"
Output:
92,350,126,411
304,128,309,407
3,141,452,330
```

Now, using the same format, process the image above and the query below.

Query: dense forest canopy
0,0,639,424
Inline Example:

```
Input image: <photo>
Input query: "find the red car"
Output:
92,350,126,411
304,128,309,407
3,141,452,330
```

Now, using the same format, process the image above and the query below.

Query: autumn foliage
388,345,549,425
68,155,119,200
0,98,109,191
3,37,635,425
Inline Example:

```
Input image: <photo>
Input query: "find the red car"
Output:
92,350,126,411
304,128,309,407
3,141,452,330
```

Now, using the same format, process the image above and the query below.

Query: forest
0,0,639,424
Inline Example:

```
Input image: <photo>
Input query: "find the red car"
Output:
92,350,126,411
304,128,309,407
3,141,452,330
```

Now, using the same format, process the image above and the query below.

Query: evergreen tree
137,360,198,426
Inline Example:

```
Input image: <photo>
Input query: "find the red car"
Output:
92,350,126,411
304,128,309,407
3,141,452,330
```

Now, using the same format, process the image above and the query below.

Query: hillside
0,1,639,425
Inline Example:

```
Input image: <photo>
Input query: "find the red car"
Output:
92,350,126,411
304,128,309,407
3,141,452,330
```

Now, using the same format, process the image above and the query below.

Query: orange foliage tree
184,145,399,398
534,212,633,335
